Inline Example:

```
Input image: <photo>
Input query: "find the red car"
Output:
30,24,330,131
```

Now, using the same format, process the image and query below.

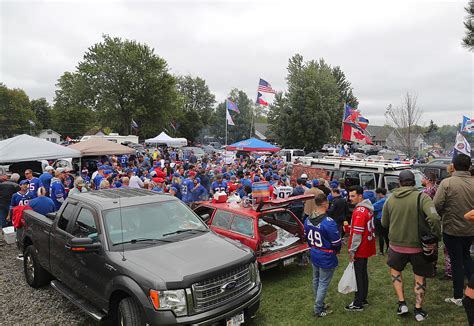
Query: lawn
248,249,468,325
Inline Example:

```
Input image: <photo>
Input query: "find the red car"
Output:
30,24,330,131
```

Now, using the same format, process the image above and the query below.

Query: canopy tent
0,134,81,163
145,132,187,147
68,138,135,156
225,138,280,152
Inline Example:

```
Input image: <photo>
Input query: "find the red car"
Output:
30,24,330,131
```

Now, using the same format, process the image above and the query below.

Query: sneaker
397,301,409,315
444,297,463,306
363,300,369,306
414,307,427,322
377,252,384,256
344,303,364,312
315,309,333,317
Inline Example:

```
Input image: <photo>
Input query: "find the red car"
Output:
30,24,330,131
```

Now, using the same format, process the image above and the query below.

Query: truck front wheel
117,297,145,326
24,245,51,288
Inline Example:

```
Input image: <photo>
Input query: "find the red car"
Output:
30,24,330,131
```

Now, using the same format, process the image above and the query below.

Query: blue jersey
211,181,228,194
180,179,194,203
191,185,208,202
120,155,128,167
10,191,34,209
238,178,252,198
171,182,182,199
27,177,43,198
50,180,67,211
39,173,53,194
29,196,56,215
304,214,341,269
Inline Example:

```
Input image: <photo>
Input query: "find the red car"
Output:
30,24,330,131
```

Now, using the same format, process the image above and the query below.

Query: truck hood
123,231,254,288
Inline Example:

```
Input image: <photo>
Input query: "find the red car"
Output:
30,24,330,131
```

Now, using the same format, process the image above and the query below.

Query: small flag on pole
226,99,239,113
131,119,139,129
226,109,235,126
257,78,277,94
461,116,474,134
256,92,269,106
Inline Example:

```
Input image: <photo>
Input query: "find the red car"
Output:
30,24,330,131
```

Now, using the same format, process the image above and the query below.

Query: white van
278,149,306,163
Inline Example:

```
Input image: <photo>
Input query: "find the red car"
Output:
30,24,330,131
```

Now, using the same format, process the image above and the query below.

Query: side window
211,210,233,230
57,203,76,231
332,170,344,181
385,176,400,192
360,173,376,191
194,206,215,223
345,170,360,187
71,208,98,240
264,212,297,225
230,214,254,237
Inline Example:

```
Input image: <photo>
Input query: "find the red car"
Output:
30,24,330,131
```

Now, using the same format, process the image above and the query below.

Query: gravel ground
0,238,93,325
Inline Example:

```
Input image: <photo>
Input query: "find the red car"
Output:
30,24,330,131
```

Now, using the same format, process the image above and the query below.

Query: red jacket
348,200,376,258
12,205,32,229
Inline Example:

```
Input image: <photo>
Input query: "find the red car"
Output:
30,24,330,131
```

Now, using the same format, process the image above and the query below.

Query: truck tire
117,297,145,326
24,245,51,288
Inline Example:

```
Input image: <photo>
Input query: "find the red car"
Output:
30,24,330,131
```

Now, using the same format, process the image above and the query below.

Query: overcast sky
1,0,473,126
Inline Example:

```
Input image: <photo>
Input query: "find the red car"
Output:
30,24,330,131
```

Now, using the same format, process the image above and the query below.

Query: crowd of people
0,146,473,324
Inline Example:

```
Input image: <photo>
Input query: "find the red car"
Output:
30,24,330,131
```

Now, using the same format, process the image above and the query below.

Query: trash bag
338,262,358,294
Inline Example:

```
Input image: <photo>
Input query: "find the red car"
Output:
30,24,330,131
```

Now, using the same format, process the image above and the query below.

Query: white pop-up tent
0,134,82,163
145,132,187,147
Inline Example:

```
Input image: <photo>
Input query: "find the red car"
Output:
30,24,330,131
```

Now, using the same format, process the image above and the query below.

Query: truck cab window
57,203,76,231
72,208,98,240
211,210,233,230
230,214,254,237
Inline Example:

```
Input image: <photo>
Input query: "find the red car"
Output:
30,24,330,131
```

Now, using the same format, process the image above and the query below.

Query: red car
193,194,315,270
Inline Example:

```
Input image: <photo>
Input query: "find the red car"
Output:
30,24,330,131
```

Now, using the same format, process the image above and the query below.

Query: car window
229,214,254,237
345,170,360,187
72,208,98,240
57,203,77,231
211,209,233,230
332,170,344,181
360,173,376,191
264,211,298,225
194,206,215,222
385,176,399,192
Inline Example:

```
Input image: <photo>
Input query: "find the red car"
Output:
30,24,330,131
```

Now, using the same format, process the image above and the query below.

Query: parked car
193,195,314,271
19,189,261,325
414,162,452,181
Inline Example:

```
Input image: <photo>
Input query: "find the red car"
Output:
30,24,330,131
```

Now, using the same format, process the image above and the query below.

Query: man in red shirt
345,185,376,312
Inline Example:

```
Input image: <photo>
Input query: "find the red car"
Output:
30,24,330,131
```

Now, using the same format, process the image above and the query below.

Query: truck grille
192,264,253,311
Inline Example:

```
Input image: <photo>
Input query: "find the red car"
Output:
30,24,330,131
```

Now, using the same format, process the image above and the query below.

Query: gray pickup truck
18,188,261,325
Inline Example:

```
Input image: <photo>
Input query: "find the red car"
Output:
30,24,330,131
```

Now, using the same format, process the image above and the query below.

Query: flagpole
340,102,346,144
249,104,254,138
225,107,228,160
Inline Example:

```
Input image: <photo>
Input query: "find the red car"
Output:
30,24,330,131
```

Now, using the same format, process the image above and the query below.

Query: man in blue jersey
29,187,56,215
93,166,106,190
210,174,227,196
39,166,54,196
180,171,196,205
190,177,208,202
10,180,34,208
119,154,128,168
304,193,342,317
25,169,44,198
50,170,67,211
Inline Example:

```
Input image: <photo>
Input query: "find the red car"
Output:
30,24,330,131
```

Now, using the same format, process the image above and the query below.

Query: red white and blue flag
257,78,277,94
226,99,239,113
343,104,369,131
454,132,471,156
256,92,269,106
461,115,474,134
342,123,373,145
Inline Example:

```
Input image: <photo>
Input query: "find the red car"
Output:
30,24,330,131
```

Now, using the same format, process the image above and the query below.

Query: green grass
248,250,468,325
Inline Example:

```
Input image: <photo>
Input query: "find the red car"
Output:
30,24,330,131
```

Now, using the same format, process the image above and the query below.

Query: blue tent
226,138,280,152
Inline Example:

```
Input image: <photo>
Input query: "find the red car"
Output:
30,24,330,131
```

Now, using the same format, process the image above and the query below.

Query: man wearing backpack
382,170,441,322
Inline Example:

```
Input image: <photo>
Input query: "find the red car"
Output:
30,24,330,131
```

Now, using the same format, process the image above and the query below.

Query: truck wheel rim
25,254,34,282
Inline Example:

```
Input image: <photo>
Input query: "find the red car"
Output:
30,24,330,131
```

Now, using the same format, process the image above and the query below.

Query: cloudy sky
1,0,472,126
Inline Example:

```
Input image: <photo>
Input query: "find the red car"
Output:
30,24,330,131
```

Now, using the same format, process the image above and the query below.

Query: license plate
226,312,244,326
283,257,295,266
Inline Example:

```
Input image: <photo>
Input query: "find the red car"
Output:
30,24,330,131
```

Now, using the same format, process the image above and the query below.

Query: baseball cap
153,177,164,183
312,179,319,187
330,180,339,189
301,173,308,179
173,172,181,177
188,171,197,177
195,177,201,183
45,166,54,171
398,170,415,183
19,180,29,185
253,176,261,182
104,169,113,175
150,171,157,177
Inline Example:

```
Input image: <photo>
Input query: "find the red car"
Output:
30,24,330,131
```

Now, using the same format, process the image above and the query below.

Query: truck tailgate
258,242,309,269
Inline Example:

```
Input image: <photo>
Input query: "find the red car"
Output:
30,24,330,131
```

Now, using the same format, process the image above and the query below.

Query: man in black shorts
381,171,441,322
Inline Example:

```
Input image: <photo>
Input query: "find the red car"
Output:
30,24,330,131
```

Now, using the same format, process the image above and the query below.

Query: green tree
51,72,96,138
463,0,474,50
0,83,36,137
210,89,254,144
177,75,215,126
54,35,179,138
268,54,347,150
30,98,52,130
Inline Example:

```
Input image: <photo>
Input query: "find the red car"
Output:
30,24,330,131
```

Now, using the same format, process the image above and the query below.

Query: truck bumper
143,283,261,325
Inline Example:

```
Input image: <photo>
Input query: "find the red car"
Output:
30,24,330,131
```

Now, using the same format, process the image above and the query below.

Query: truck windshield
103,201,207,247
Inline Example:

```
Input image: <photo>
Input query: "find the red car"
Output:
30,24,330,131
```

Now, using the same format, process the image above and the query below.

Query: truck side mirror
66,237,101,253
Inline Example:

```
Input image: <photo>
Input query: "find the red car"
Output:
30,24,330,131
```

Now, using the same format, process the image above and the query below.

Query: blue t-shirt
180,179,195,203
191,185,208,202
27,177,43,198
211,180,228,194
29,196,56,215
304,214,341,269
39,173,53,194
10,191,34,209
50,180,67,211
93,175,104,190
373,197,387,220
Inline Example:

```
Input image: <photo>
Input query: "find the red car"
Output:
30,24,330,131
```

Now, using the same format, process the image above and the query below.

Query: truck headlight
249,262,260,285
149,289,187,316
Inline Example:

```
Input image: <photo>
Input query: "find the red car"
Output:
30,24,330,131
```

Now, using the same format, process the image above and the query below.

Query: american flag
257,78,277,94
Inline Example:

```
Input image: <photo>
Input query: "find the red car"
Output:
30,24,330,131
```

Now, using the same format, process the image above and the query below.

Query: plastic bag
338,262,358,294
